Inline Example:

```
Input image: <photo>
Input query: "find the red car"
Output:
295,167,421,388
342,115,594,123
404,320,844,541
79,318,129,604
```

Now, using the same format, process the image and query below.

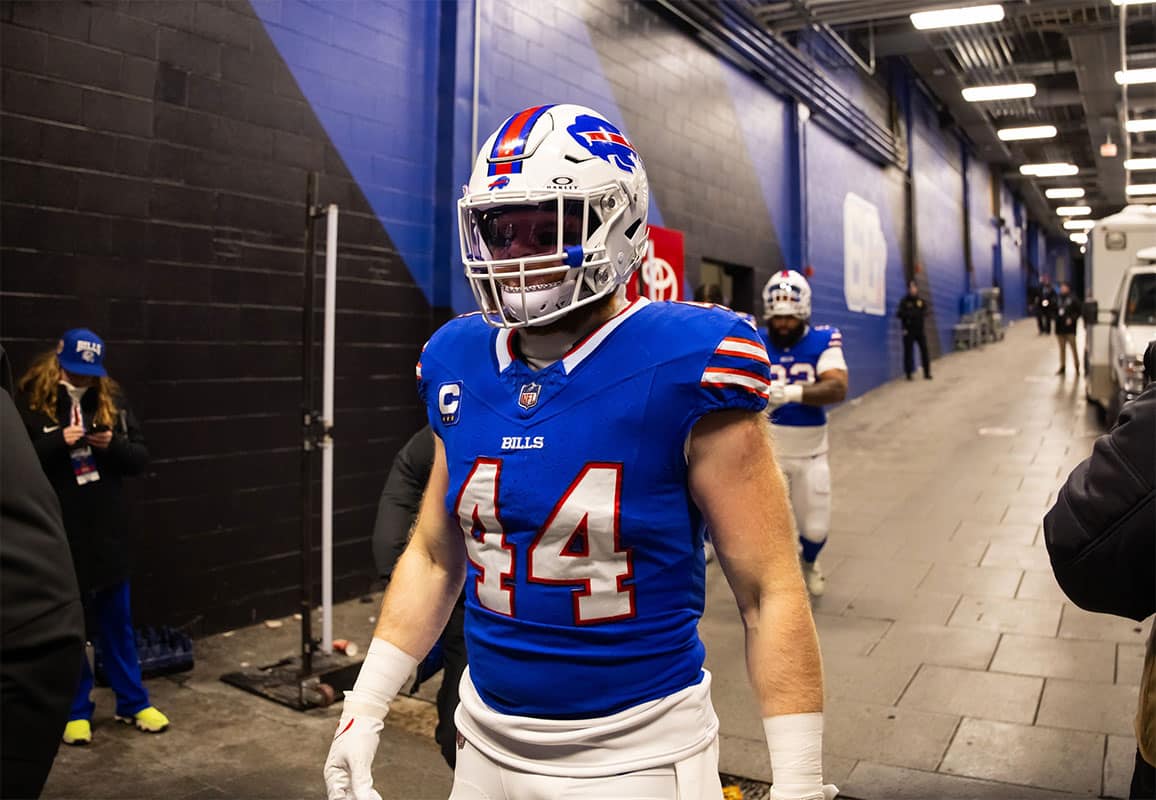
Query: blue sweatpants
70,581,150,721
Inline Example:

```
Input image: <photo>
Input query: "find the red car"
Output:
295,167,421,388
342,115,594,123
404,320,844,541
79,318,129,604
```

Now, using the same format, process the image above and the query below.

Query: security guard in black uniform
897,280,932,380
1036,276,1057,335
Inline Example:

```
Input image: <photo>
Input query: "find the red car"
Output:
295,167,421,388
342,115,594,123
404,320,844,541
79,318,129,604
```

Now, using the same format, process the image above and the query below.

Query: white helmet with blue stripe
458,104,650,328
762,270,812,321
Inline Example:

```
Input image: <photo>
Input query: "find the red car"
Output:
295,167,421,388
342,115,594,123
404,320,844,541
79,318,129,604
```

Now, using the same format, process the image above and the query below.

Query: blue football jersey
416,298,770,719
759,324,844,427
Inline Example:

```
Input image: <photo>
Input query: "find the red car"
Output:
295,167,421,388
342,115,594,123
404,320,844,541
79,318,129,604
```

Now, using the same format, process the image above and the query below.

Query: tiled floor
42,321,1151,799
703,321,1151,799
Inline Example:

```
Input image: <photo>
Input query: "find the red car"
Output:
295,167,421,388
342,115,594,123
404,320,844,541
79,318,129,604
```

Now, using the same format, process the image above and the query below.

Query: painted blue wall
805,122,908,395
719,66,797,272
1001,188,1028,317
910,86,966,353
251,0,443,302
968,156,996,294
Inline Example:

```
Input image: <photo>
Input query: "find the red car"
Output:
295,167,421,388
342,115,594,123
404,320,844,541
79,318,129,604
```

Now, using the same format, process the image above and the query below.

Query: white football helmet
458,104,650,328
763,270,812,321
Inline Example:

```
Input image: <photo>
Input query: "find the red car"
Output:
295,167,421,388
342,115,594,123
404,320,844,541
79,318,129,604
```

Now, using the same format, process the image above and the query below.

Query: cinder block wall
0,0,432,633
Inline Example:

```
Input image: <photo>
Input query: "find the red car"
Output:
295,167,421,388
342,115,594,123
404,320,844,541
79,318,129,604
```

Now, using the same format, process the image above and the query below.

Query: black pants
1,601,85,800
435,601,468,770
903,330,931,377
1134,749,1156,800
1037,311,1052,333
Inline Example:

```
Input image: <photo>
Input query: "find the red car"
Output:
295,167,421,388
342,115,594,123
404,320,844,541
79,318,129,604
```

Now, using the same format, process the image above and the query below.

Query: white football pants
447,737,722,800
778,452,831,554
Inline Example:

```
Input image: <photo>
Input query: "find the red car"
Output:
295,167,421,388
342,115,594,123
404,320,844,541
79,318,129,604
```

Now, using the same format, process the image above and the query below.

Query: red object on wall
626,225,685,302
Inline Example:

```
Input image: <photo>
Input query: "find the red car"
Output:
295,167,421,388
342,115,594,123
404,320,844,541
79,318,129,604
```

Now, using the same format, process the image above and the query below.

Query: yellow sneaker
62,719,92,746
116,706,169,733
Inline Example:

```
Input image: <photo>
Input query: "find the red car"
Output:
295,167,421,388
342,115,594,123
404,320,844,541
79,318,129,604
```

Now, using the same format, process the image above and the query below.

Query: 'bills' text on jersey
416,298,769,719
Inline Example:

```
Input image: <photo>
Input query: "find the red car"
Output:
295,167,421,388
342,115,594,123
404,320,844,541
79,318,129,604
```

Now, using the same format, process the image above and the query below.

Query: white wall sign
843,192,887,316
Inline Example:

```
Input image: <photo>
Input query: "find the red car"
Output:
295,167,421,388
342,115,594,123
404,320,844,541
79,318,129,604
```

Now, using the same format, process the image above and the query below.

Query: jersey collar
494,297,650,375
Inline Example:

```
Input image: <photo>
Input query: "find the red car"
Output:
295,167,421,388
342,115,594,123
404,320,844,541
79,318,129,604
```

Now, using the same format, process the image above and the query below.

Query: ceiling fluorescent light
1069,233,1088,244
997,125,1057,141
1111,0,1156,6
911,4,1004,29
1126,118,1156,133
1116,68,1156,85
1020,162,1079,177
962,83,1036,102
1056,206,1091,216
1124,158,1156,171
1046,187,1085,199
1063,220,1095,230
1126,184,1156,195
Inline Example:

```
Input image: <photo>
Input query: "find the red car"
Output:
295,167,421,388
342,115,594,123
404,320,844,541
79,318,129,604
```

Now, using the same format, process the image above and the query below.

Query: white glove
768,383,804,408
322,639,418,800
324,702,386,800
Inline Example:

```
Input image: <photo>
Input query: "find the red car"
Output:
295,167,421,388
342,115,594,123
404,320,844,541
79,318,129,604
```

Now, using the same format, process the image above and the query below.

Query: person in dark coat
0,345,86,798
16,329,169,746
1044,341,1156,799
1054,281,1083,375
371,424,466,769
1036,276,1057,335
896,280,932,380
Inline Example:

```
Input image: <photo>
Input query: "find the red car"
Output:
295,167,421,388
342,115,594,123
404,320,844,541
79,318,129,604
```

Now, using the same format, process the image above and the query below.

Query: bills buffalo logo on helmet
566,114,638,173
488,176,511,190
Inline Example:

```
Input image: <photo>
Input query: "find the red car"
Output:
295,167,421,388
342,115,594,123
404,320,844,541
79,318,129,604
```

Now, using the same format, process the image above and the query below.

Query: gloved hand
768,383,803,409
323,703,386,800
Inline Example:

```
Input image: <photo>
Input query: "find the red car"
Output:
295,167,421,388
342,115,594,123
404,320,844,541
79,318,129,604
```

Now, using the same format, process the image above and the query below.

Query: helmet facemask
459,184,640,328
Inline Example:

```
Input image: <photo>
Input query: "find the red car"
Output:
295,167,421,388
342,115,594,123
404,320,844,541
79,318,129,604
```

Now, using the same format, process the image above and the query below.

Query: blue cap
57,329,107,377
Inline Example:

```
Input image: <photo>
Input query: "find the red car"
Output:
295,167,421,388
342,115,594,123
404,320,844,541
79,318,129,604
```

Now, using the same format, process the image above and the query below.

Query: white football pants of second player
778,453,831,554
448,738,722,800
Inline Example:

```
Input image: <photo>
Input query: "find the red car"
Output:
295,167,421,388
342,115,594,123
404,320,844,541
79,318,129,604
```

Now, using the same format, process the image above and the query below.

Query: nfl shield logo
518,382,541,410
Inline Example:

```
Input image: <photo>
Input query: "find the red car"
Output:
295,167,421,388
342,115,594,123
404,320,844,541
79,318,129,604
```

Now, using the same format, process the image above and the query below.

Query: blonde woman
17,329,169,745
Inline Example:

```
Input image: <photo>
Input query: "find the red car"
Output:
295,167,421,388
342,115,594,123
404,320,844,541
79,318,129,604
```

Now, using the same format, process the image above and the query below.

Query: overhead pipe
713,2,898,161
817,22,875,75
655,0,901,167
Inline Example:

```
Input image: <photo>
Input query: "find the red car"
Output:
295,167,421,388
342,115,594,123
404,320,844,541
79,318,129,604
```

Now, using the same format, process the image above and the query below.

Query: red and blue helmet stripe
487,104,556,177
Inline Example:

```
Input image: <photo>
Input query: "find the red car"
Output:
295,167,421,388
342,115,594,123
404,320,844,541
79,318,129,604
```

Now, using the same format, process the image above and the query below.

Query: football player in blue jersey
324,105,834,800
759,271,849,598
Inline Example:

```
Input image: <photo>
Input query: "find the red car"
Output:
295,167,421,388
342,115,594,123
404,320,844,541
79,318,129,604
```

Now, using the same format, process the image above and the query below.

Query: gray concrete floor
42,321,1151,799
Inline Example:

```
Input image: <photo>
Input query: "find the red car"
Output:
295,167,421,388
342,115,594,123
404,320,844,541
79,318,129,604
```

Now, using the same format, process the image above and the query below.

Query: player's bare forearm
801,370,848,406
689,410,824,716
372,435,466,660
747,570,824,716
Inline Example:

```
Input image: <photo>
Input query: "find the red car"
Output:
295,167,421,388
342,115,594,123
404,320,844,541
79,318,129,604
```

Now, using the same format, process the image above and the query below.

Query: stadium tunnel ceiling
728,0,1156,227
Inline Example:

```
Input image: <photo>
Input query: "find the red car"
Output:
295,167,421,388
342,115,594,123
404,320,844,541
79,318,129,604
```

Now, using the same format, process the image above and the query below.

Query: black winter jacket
1054,293,1083,336
372,425,434,579
896,295,929,334
1044,378,1154,622
18,384,149,592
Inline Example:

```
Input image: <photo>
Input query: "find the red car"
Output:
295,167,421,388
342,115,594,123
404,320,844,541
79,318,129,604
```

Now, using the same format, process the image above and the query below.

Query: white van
1100,248,1156,421
1084,205,1156,411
